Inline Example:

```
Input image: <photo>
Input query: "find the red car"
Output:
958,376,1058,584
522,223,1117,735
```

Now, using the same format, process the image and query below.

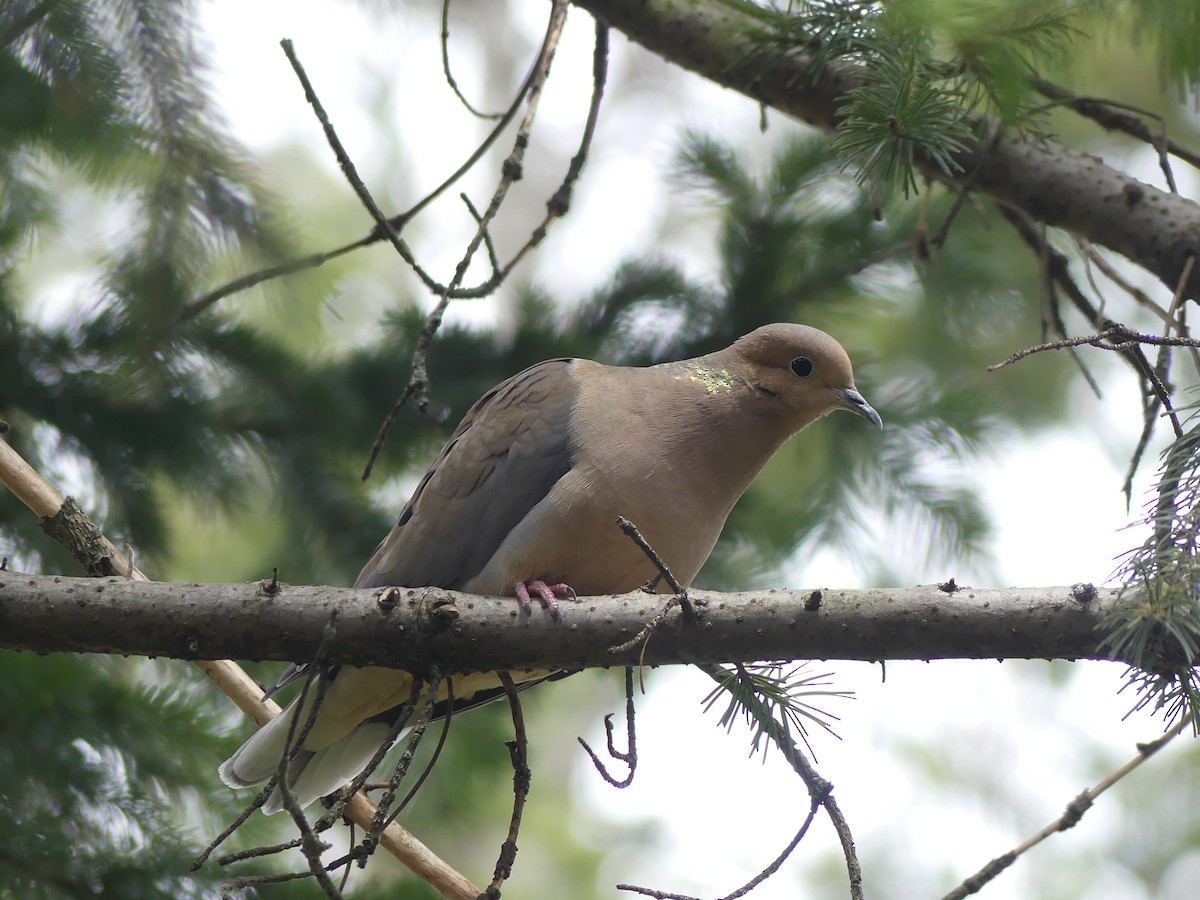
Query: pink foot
514,579,577,623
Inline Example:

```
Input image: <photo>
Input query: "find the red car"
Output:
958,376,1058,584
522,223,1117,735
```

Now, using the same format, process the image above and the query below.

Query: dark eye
790,356,814,378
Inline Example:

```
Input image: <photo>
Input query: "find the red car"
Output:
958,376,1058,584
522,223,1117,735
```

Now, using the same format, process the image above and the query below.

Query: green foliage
1106,424,1200,728
1078,0,1200,95
0,653,230,897
702,662,851,757
769,0,1076,193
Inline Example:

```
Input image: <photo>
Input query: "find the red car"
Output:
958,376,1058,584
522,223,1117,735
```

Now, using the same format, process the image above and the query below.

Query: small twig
177,239,367,325
725,796,826,900
460,193,502,277
213,823,301,866
941,714,1192,900
281,40,417,275
1169,255,1200,379
988,326,1200,372
928,130,994,251
277,618,343,898
1123,409,1161,512
383,676,455,831
361,382,421,482
362,671,439,849
495,20,610,276
219,869,316,891
1168,254,1196,321
317,673,426,842
611,517,697,688
578,667,638,788
196,782,277,868
988,316,1184,451
1076,240,1178,330
482,672,532,898
177,11,545,325
440,0,504,118
360,0,573,479
999,205,1189,494
617,886,699,900
613,516,691,612
698,664,863,900
616,790,826,900
1032,79,1197,191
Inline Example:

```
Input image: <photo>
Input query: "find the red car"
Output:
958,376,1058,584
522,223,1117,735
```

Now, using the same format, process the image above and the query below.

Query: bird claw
514,579,576,623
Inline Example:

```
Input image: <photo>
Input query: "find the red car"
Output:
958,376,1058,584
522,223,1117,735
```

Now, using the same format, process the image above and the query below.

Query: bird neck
644,357,799,487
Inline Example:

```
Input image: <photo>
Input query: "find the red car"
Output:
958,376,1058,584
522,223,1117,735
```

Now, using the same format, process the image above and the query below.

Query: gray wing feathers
355,359,578,590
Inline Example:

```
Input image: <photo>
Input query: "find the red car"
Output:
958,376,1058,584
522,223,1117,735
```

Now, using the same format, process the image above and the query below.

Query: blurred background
3,1,1200,897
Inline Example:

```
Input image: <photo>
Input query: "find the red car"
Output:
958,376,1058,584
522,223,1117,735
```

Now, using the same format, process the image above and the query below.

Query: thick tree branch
571,0,1200,296
1,574,1131,668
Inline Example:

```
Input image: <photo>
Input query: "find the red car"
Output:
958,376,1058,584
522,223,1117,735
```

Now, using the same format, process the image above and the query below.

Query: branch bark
571,0,1200,296
1,574,1128,668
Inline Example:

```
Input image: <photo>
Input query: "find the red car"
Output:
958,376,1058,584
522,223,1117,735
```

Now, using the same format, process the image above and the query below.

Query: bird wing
355,357,579,590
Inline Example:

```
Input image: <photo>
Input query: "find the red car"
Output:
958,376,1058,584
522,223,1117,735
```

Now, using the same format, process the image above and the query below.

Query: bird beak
837,388,883,429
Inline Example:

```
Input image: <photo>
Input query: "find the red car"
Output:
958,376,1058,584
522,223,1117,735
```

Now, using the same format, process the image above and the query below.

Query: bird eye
790,356,814,378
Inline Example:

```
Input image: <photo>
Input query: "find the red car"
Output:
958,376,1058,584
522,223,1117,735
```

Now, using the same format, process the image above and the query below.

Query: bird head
730,323,882,431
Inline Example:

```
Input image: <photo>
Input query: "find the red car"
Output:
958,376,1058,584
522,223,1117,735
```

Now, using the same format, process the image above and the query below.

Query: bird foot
515,579,577,623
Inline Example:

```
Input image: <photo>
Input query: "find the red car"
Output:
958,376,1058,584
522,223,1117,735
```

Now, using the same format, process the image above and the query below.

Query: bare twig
698,664,863,900
998,205,1186,496
613,515,692,614
720,796,826,899
1169,255,1200,379
440,0,504,119
578,667,638,788
178,17,548,324
360,0,574,479
198,784,280,868
213,819,301,866
492,19,611,277
988,326,1200,371
319,672,431,874
928,129,996,251
360,382,423,483
1075,238,1183,336
361,671,438,850
280,40,419,274
941,714,1192,900
617,793,826,900
482,672,532,898
1033,79,1200,190
276,626,342,898
616,886,697,900
619,665,857,900
382,676,456,832
611,516,697,691
460,193,502,276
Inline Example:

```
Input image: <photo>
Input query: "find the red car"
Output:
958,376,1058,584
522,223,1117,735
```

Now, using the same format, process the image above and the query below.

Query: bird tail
218,694,396,815
218,670,573,814
218,699,300,789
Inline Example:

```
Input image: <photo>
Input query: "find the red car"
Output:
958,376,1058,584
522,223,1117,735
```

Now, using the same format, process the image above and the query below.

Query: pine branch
570,0,1200,296
0,574,1143,668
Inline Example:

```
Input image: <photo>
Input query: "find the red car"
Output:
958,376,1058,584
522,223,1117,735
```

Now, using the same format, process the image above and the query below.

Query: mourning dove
219,323,881,812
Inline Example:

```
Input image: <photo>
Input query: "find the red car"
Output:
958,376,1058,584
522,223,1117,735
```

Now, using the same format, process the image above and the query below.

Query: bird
218,323,881,813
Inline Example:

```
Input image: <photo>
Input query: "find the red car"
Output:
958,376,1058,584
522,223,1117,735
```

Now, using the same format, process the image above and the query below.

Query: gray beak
838,388,883,429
